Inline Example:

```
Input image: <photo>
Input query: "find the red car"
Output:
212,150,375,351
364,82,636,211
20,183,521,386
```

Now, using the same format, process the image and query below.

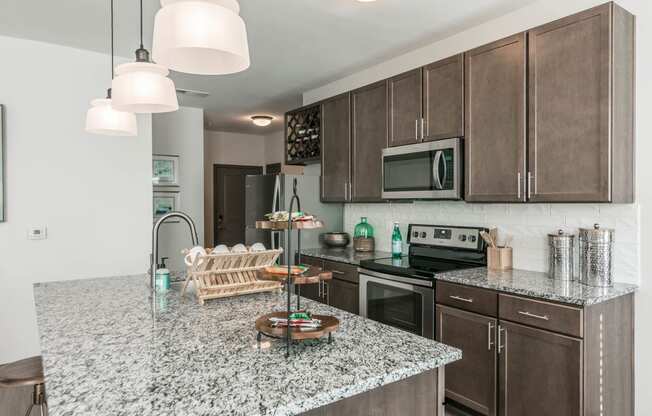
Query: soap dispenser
155,257,171,292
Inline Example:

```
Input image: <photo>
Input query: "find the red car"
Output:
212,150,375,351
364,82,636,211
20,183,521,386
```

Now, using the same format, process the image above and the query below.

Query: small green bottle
391,222,402,258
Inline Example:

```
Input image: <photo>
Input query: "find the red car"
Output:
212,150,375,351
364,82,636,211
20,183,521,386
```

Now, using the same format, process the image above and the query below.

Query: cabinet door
527,4,611,202
297,256,324,303
423,54,464,141
465,34,526,202
498,321,582,416
351,81,388,202
321,93,351,202
327,278,359,315
388,68,422,147
436,305,497,416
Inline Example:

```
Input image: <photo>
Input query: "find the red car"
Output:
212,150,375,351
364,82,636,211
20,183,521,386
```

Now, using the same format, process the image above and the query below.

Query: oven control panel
407,224,485,251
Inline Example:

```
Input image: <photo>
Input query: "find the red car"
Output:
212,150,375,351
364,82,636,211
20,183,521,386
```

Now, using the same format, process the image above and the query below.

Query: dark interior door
214,164,262,246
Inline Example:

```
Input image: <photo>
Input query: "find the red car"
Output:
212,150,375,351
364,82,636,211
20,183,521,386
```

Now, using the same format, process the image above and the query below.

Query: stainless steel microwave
382,138,463,200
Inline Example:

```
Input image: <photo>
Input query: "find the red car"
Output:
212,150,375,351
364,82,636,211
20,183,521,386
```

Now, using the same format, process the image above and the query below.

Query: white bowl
231,244,247,253
211,245,229,254
184,246,207,266
250,243,266,252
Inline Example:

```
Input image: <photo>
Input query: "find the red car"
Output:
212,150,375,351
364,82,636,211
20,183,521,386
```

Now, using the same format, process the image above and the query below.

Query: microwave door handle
433,150,443,190
440,150,448,188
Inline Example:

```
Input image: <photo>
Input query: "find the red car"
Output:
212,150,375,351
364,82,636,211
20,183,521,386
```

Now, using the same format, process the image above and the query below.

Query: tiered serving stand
254,179,339,357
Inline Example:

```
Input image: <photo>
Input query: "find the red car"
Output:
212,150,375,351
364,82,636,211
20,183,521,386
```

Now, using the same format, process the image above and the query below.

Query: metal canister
578,223,615,287
548,230,575,281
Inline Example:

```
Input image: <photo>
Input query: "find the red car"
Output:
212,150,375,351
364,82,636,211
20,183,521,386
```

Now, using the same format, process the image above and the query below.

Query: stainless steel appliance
381,138,463,200
359,224,487,339
244,173,343,264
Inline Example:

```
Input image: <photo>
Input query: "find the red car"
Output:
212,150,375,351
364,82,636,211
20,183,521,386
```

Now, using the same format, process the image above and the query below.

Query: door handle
518,311,550,321
433,151,443,190
488,322,495,351
497,325,505,354
449,295,473,303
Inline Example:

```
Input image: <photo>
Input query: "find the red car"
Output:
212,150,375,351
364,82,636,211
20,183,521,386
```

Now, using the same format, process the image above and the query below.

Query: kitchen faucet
150,211,199,289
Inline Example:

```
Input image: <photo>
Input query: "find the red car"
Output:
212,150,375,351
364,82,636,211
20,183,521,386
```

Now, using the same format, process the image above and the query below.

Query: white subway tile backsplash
343,202,640,284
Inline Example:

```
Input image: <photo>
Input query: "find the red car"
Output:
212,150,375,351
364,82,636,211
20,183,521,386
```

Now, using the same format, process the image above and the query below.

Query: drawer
323,260,359,284
498,294,583,338
298,255,323,268
436,281,498,317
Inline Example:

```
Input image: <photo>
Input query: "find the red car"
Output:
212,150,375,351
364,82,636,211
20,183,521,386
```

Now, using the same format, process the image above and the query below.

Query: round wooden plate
257,266,332,285
255,311,339,341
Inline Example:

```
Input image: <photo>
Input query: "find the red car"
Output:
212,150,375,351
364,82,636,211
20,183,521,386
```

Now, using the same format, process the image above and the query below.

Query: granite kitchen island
33,275,460,416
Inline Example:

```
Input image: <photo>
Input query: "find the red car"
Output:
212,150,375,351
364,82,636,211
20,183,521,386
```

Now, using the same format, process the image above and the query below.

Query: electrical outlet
28,226,47,240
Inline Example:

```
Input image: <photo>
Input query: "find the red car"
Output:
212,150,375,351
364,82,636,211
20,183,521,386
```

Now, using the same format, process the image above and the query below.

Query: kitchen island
33,275,460,416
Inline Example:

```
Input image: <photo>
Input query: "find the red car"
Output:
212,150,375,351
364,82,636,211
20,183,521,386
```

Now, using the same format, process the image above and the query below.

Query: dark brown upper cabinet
351,81,388,202
423,54,465,142
527,2,634,202
436,305,497,416
388,68,423,147
465,33,527,202
320,93,351,202
498,321,582,416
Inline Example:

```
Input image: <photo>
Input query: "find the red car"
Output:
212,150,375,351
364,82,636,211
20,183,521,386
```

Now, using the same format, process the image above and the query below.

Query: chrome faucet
150,211,199,289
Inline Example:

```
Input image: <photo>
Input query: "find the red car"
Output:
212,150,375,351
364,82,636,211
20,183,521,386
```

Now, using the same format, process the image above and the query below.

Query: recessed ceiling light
251,115,273,127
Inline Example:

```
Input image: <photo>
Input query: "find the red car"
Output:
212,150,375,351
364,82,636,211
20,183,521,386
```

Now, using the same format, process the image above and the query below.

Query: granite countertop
299,247,392,265
33,275,460,416
435,267,637,306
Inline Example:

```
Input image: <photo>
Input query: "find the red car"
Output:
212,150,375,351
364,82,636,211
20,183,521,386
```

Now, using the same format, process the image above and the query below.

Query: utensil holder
488,247,513,271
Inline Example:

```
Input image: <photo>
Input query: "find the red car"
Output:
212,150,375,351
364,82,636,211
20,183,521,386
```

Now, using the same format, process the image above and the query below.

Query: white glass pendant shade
111,62,179,113
152,0,250,75
85,98,138,136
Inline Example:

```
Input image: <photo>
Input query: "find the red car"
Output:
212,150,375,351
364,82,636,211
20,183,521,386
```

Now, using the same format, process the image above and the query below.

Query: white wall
303,0,652,413
0,36,152,363
152,107,205,272
203,130,285,245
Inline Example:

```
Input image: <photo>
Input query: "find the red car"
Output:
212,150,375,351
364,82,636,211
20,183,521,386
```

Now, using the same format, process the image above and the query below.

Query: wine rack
285,104,321,165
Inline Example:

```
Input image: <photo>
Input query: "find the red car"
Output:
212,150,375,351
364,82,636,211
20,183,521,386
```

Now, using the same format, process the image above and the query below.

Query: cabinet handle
517,172,521,199
497,325,505,354
527,171,532,199
488,322,495,351
331,270,345,275
318,280,322,298
449,295,473,303
518,311,550,321
415,119,419,141
324,281,329,303
420,118,425,140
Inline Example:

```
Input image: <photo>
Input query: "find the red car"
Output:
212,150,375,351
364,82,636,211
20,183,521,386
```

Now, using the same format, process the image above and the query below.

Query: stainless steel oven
382,138,462,200
359,269,435,339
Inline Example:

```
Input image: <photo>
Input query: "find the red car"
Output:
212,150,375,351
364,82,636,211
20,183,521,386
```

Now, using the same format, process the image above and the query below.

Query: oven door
359,269,434,339
382,138,461,200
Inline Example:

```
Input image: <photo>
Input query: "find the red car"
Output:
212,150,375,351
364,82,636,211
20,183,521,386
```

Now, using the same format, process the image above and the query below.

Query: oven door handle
357,268,434,288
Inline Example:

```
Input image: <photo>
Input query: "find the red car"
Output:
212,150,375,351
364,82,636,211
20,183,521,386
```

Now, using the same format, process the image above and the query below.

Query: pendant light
112,0,179,113
152,0,251,75
86,0,138,136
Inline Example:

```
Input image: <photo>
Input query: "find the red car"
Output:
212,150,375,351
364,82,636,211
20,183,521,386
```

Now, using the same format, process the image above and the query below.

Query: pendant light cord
110,0,114,80
139,0,144,49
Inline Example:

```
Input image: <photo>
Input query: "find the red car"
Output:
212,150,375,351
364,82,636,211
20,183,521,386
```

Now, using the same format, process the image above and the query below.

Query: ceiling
0,0,536,134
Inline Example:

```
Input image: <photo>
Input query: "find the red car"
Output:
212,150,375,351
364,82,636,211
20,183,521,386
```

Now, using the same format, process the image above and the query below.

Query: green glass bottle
354,217,374,238
391,222,402,258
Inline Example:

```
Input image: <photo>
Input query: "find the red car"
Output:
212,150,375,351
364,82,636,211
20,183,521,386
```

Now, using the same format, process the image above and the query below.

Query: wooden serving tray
257,266,333,285
255,312,339,341
255,220,324,230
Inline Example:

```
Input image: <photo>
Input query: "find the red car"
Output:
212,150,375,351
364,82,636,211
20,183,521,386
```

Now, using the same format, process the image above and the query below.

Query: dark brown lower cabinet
436,305,497,416
328,278,359,315
297,255,324,303
498,321,582,416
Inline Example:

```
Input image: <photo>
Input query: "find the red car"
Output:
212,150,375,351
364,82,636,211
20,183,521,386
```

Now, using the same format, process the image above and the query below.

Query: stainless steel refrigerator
244,174,344,265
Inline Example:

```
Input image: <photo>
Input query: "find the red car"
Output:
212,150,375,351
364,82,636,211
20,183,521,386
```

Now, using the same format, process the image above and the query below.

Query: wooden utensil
480,231,496,248
489,228,498,247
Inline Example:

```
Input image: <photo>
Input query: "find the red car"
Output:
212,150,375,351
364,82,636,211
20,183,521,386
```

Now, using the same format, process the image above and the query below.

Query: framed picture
153,154,179,186
153,191,180,221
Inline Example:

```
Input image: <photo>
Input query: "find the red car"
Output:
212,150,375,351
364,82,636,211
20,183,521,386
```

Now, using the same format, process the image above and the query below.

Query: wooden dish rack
182,248,284,304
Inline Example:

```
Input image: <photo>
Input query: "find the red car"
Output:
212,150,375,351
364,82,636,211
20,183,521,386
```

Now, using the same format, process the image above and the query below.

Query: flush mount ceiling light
85,0,137,136
251,115,273,127
152,0,251,75
112,0,179,113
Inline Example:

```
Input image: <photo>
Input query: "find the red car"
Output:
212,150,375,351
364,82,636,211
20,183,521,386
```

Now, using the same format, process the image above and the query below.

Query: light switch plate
28,226,47,240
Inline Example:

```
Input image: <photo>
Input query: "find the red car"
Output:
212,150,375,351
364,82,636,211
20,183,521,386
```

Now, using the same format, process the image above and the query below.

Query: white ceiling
0,0,535,134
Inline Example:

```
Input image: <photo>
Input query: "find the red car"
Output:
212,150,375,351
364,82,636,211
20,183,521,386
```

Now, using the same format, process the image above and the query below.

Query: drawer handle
518,311,550,321
331,270,345,275
449,295,473,303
